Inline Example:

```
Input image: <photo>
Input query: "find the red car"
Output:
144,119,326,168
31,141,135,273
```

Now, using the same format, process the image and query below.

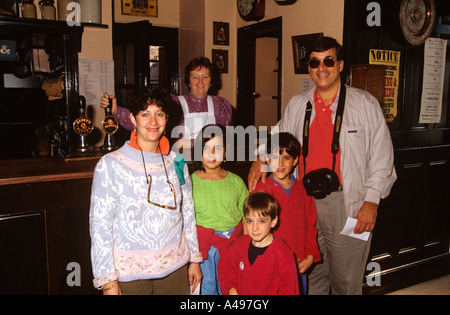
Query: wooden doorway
236,17,282,128
111,21,179,146
113,21,179,108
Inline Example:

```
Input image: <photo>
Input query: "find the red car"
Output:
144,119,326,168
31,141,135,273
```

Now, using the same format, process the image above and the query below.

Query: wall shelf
0,14,108,30
0,13,85,158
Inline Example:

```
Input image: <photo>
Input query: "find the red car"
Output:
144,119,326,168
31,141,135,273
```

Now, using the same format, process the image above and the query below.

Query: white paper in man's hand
340,217,370,241
190,282,200,295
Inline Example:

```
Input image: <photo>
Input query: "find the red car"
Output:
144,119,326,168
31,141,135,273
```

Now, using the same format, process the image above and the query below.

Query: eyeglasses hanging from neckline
146,174,177,210
139,145,177,210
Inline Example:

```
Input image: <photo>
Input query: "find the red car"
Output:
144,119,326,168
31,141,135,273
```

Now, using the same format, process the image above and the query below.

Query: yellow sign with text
369,49,401,122
121,0,158,17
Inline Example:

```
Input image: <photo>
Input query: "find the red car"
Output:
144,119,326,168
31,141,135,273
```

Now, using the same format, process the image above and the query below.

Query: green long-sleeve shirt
191,171,249,232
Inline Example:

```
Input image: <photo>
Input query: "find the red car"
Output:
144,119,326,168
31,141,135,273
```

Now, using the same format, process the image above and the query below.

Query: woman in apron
100,56,233,159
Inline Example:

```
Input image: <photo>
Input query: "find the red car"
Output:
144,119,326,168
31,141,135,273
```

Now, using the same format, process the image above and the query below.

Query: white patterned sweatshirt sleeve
180,163,203,263
89,157,120,288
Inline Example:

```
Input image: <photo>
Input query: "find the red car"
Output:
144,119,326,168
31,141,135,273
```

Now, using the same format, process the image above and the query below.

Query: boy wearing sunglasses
248,36,396,295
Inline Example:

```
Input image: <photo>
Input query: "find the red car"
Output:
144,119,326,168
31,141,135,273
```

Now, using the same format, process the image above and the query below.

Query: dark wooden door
113,21,179,109
236,17,282,128
111,21,179,146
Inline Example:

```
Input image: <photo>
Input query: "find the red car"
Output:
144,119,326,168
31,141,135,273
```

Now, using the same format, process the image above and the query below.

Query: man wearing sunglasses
248,36,396,294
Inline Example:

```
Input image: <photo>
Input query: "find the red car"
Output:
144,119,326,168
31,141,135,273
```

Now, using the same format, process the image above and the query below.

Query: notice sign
369,49,401,122
419,38,447,124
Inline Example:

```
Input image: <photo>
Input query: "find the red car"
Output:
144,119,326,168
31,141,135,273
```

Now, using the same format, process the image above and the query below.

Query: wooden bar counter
0,156,101,295
0,155,251,295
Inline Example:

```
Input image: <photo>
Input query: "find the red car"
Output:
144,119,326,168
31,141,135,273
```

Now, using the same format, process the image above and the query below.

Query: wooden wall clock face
399,0,436,45
237,0,265,21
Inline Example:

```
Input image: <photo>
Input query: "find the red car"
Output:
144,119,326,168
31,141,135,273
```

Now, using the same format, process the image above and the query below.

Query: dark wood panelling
344,0,450,294
0,211,48,294
0,158,99,295
365,147,450,293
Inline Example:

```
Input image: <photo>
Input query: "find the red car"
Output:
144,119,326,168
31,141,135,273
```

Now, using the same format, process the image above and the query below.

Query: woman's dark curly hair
127,88,182,138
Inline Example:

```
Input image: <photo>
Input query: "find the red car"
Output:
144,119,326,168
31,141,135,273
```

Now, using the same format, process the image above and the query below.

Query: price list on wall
419,38,447,124
78,59,115,107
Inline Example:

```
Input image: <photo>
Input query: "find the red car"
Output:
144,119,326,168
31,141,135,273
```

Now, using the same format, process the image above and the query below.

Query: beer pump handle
105,97,113,116
73,95,93,152
100,97,118,151
79,95,86,115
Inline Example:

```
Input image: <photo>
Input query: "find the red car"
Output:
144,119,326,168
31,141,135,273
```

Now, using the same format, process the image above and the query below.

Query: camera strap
302,81,347,175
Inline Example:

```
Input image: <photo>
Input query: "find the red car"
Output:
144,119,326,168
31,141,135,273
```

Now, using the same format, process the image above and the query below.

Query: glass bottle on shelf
20,0,37,19
57,0,75,22
39,0,56,20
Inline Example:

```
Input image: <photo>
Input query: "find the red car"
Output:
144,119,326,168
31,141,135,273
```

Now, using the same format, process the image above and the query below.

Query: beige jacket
277,84,397,218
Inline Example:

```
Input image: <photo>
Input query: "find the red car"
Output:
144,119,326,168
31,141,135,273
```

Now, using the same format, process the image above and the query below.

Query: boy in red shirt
254,132,320,294
218,192,299,295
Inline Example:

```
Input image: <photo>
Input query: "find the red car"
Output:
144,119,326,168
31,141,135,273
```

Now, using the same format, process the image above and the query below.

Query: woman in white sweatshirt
90,88,202,295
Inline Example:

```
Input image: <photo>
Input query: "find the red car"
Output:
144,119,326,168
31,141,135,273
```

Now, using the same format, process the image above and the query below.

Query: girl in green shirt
192,124,249,295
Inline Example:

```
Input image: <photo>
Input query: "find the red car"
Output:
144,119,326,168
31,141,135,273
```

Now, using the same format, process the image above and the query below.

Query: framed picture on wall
212,49,228,73
292,32,323,74
213,21,229,46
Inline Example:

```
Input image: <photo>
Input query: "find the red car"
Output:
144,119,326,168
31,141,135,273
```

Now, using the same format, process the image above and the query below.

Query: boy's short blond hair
243,192,279,220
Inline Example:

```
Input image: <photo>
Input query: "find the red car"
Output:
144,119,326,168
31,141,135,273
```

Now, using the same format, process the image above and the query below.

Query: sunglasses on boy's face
308,57,337,69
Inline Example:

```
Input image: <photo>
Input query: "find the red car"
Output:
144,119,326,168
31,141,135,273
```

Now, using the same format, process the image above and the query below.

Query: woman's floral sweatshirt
89,142,202,289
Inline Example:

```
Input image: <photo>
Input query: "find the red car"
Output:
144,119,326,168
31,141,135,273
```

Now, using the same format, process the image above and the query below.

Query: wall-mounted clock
399,0,436,45
237,0,265,22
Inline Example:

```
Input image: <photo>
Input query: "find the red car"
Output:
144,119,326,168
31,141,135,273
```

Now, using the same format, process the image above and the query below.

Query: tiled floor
387,275,450,295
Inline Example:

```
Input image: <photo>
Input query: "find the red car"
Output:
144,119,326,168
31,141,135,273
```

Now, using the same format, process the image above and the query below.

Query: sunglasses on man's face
308,58,337,69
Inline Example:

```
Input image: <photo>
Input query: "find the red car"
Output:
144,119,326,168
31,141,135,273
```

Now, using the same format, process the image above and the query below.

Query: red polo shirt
299,88,342,184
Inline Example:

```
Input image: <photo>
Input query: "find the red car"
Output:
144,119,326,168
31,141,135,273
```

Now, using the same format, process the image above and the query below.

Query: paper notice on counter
79,59,115,107
340,217,370,242
419,38,447,124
